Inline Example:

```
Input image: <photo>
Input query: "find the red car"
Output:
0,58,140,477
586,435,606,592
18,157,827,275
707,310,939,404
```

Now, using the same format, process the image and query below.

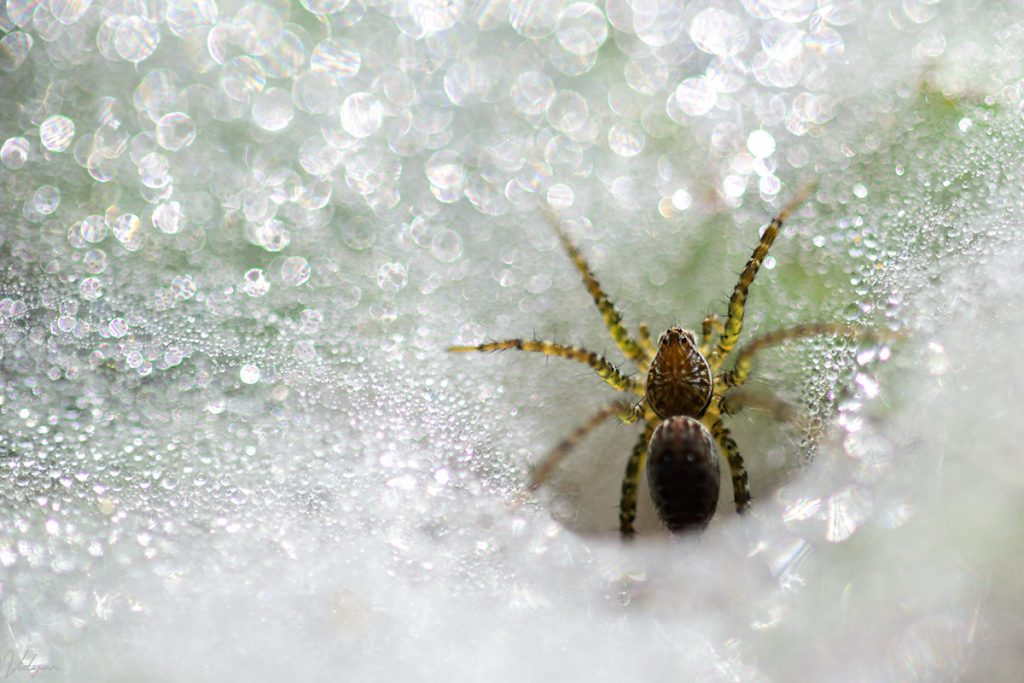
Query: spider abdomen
647,416,721,533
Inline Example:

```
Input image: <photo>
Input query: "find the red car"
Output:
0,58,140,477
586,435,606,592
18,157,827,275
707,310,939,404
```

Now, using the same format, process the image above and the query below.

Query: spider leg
448,339,643,394
548,215,646,365
637,323,656,362
527,399,640,491
706,413,751,513
719,323,895,389
707,186,814,371
719,388,809,431
619,420,656,537
699,313,724,358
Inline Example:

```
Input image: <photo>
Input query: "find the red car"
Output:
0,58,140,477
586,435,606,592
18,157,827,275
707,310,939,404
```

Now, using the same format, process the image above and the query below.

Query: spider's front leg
448,338,643,394
707,187,813,371
700,313,724,358
547,214,649,369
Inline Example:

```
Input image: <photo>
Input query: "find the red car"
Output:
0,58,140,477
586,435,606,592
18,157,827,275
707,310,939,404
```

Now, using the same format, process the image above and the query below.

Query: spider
450,189,887,536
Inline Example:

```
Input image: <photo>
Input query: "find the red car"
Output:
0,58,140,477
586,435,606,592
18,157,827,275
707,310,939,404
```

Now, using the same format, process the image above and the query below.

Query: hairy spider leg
637,323,657,358
707,187,814,371
619,420,656,537
706,411,751,512
718,387,808,430
448,339,644,395
526,399,641,491
719,323,893,389
549,217,650,369
699,313,724,358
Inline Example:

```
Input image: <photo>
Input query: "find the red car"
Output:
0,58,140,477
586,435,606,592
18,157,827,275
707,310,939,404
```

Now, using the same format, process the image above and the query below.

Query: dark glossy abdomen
647,416,720,533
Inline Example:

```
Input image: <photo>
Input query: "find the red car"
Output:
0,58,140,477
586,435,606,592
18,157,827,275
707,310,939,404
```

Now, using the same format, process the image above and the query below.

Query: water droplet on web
342,217,376,251
242,269,270,297
547,90,588,133
669,77,717,118
239,364,261,384
31,185,60,214
166,0,219,37
153,201,185,234
509,0,560,38
1,137,30,169
0,31,34,72
233,3,284,56
138,152,171,188
633,0,685,47
425,150,466,203
546,183,574,210
281,257,311,286
747,129,776,158
79,277,102,301
252,88,295,132
511,72,554,116
171,275,196,299
108,318,128,337
115,16,160,63
377,262,408,292
40,115,75,152
430,230,463,263
156,113,196,151
79,215,107,243
113,214,143,250
608,123,645,157
311,37,361,80
340,92,382,138
556,3,608,55
689,8,749,56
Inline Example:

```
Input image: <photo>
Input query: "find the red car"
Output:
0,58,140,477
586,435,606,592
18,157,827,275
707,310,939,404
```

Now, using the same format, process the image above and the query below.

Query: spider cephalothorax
647,327,712,420
450,187,890,536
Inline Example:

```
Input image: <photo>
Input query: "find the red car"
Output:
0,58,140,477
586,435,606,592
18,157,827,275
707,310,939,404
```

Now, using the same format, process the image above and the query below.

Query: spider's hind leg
528,399,640,491
719,323,896,389
707,415,751,513
620,421,655,537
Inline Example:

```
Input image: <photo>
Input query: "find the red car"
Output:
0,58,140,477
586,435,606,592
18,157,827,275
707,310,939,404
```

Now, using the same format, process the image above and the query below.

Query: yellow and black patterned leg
527,399,640,491
720,323,893,389
448,339,642,394
707,188,813,371
549,217,646,365
708,416,751,513
637,323,656,368
619,421,655,537
700,313,724,358
719,388,808,431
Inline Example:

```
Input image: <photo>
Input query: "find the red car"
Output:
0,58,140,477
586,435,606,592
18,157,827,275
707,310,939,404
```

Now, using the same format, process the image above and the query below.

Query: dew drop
239,364,261,384
155,113,196,151
377,262,408,292
340,92,382,138
40,115,75,152
242,269,270,297
0,31,34,72
252,88,295,132
557,3,608,56
1,137,30,169
281,257,311,286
